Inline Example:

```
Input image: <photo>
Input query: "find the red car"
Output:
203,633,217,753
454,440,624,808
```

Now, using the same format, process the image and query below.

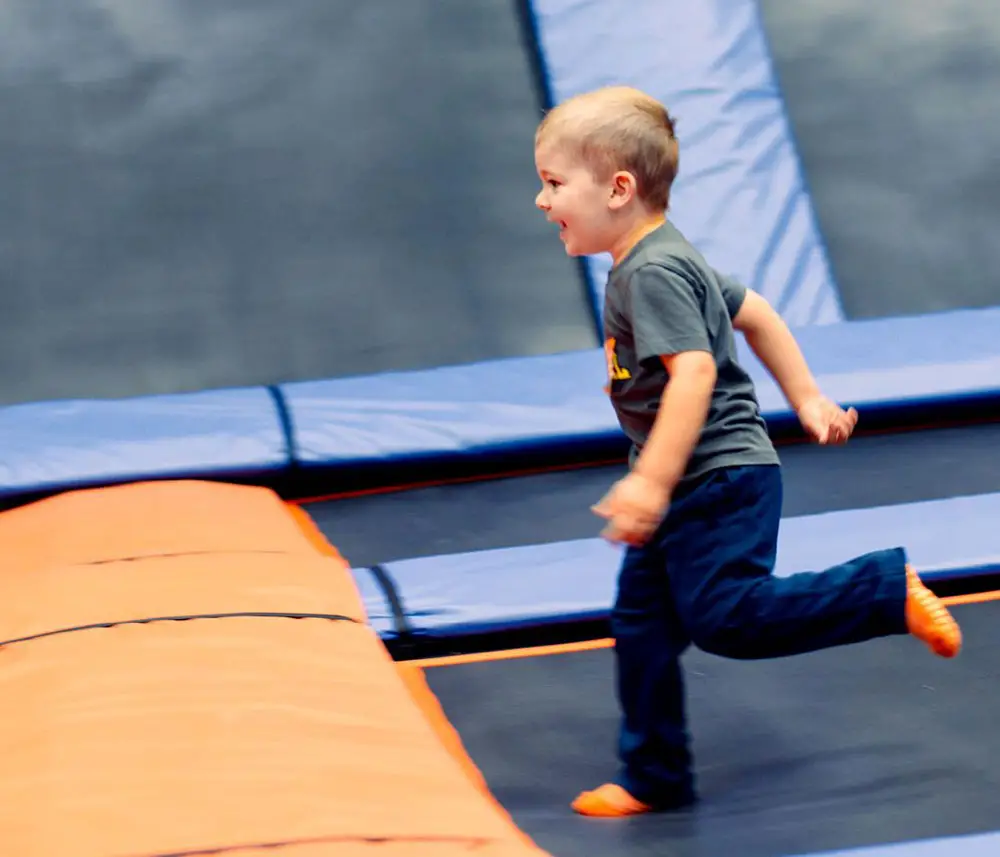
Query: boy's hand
592,472,671,546
796,394,858,445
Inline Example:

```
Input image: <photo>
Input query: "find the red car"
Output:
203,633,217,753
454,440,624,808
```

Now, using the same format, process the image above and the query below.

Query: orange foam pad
0,618,548,857
0,480,323,573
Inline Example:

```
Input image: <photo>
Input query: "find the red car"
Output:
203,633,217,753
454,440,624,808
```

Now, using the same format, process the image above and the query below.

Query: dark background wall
0,0,596,406
759,0,1000,320
4,0,999,408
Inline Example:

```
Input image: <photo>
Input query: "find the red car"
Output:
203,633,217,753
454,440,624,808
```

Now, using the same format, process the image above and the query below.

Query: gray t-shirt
603,221,779,485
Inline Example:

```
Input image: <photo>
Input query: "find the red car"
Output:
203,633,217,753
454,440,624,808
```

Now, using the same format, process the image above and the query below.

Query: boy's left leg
665,465,958,661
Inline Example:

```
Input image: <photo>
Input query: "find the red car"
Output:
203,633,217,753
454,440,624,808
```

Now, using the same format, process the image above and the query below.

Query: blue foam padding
742,306,1000,418
283,348,616,467
791,830,1000,857
374,539,619,639
373,492,1000,638
282,307,1000,470
527,0,843,327
0,388,289,499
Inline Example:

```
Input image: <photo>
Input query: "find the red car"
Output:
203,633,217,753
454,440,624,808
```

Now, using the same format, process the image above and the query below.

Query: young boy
533,85,962,818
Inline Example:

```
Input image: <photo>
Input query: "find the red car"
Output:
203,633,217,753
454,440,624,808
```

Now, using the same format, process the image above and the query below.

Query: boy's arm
594,265,716,544
632,351,716,490
733,290,857,443
731,290,820,411
624,265,720,491
595,349,714,544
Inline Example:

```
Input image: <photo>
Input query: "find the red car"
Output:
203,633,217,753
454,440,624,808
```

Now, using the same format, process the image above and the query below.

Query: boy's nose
535,190,549,210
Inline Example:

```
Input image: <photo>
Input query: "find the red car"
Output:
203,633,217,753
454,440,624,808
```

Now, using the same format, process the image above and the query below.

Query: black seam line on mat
77,549,298,567
267,384,299,466
368,563,411,637
67,549,340,566
0,612,360,649
140,834,499,857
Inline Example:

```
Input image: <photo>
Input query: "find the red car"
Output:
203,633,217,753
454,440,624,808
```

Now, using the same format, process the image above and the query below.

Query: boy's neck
609,213,666,266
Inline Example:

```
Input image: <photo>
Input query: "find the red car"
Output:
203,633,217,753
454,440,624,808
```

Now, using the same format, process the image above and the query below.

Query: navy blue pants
610,464,909,808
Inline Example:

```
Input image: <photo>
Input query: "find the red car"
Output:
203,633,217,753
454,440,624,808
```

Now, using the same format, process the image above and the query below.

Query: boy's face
534,144,618,257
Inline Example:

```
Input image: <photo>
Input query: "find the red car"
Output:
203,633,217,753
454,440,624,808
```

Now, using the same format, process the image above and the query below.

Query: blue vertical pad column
528,0,844,327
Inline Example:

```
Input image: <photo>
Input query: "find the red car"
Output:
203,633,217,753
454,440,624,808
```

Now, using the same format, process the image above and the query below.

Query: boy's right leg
571,539,696,817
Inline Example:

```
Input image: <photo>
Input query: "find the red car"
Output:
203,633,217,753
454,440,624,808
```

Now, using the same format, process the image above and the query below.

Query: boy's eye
547,179,560,188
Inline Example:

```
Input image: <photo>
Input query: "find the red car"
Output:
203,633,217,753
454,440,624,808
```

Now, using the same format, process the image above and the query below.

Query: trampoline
304,421,1000,568
290,420,1000,857
420,599,1000,857
3,1,1000,856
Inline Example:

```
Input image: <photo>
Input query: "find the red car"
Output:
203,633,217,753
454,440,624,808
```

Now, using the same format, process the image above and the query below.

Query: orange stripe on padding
943,589,1000,606
407,588,1000,668
0,481,549,857
415,637,615,668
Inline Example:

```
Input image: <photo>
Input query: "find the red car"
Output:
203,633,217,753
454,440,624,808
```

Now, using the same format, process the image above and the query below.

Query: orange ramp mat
0,481,548,857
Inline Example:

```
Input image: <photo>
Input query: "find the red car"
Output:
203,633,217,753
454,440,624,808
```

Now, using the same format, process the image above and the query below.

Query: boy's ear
608,170,638,210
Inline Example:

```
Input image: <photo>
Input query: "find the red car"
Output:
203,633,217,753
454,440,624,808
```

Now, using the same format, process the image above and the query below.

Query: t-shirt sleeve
715,271,748,319
629,264,711,363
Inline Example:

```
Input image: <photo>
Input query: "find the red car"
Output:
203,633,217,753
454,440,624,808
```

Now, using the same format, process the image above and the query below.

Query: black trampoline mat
0,0,594,405
424,601,1000,857
306,422,1000,568
758,0,1000,320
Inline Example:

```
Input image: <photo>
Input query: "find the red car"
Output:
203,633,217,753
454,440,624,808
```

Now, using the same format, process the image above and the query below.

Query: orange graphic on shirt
604,337,631,392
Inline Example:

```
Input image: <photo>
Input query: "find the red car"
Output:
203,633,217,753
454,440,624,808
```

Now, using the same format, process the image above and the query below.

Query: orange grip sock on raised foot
905,565,962,658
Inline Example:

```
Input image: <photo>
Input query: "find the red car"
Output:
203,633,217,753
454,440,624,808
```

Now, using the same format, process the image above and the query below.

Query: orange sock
571,783,652,817
905,565,961,658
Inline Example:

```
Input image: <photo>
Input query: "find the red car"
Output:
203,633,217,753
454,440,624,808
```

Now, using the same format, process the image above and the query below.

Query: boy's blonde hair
535,86,679,211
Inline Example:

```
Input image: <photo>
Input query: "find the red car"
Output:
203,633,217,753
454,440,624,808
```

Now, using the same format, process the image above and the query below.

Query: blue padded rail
742,306,1000,418
0,388,290,500
791,830,1000,857
527,0,843,327
2,308,999,504
282,307,1000,472
351,566,395,633
357,492,1000,639
282,348,614,468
